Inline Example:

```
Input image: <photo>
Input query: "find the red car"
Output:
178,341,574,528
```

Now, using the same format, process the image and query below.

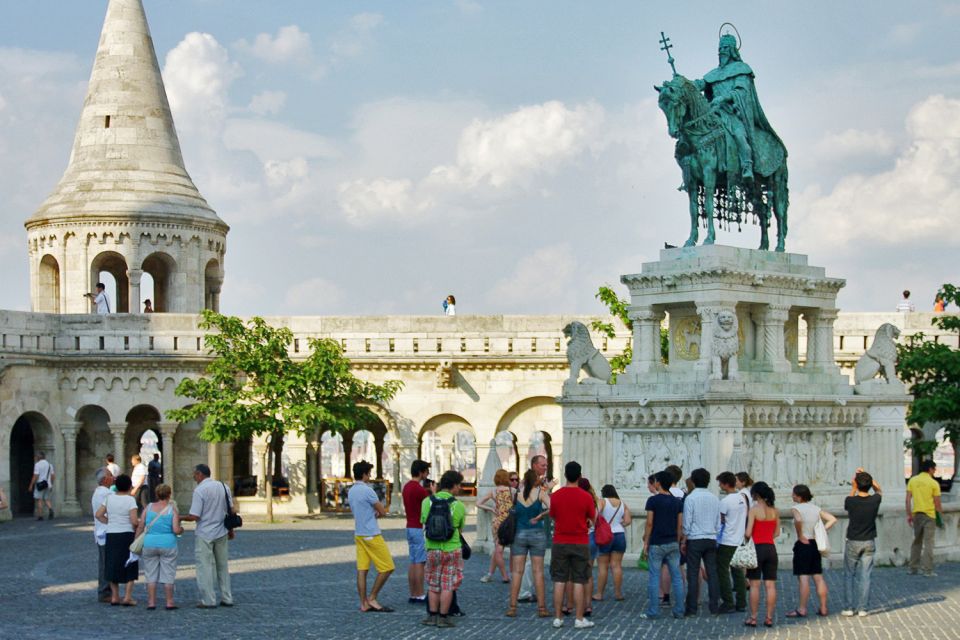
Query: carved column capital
158,422,179,440
761,304,791,323
126,268,143,284
108,422,127,436
60,422,81,439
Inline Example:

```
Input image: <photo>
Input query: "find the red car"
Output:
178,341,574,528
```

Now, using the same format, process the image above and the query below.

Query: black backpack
424,495,456,541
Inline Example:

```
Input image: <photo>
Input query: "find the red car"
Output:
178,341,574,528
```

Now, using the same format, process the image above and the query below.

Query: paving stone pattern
1,515,958,640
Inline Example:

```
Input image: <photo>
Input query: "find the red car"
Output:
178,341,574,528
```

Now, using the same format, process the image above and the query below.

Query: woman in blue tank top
135,483,184,609
506,469,551,618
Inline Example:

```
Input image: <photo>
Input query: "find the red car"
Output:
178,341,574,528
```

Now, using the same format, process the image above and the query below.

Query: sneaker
924,571,938,577
907,569,918,575
421,614,438,626
437,616,456,628
638,613,657,620
574,618,595,629
841,610,855,617
518,592,534,602
48,510,54,519
857,610,869,617
449,610,466,617
553,618,564,628
660,595,671,607
408,596,426,604
480,574,494,583
718,604,737,614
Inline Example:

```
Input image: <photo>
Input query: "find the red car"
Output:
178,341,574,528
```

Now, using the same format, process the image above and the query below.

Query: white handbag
813,514,831,557
730,540,758,570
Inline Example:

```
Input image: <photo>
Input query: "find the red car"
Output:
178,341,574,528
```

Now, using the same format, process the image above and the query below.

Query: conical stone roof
26,0,227,231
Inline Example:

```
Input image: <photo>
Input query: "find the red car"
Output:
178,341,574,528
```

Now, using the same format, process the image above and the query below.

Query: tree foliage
168,310,402,442
898,284,960,460
591,285,669,379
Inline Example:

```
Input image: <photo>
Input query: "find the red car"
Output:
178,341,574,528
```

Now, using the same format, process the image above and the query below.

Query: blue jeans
843,539,875,612
647,542,684,617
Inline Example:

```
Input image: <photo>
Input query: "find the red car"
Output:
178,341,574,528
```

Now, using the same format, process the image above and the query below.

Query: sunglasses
509,477,519,482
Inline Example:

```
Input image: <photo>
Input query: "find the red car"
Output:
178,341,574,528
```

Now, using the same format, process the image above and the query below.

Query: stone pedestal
561,246,912,564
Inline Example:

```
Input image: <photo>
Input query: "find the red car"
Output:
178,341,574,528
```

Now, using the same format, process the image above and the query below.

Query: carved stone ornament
854,323,906,394
563,321,612,384
711,309,740,380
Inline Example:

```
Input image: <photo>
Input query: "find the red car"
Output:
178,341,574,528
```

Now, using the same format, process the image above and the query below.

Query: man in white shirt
86,282,111,315
92,467,114,603
896,290,915,312
130,454,148,512
28,451,55,520
716,472,749,614
105,454,121,478
180,463,237,608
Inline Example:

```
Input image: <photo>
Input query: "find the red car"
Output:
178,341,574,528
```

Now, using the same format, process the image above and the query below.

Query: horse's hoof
683,239,697,248
775,246,786,253
705,238,715,245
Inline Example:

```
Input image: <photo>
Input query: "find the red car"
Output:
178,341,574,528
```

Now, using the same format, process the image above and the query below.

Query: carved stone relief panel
614,430,703,491
742,429,854,488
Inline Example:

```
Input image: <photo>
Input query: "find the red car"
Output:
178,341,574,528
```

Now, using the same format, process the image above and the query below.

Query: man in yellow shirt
906,459,943,576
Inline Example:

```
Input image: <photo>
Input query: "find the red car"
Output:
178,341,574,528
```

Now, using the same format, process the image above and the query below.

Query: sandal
592,594,603,602
785,609,807,618
764,617,774,627
538,607,552,618
561,607,572,616
744,617,757,627
505,606,517,617
817,609,828,617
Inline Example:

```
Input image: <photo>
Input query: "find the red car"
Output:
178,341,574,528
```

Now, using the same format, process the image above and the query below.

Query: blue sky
1,1,958,315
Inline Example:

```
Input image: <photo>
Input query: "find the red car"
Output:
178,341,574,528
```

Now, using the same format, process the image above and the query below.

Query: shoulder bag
496,491,518,546
730,495,758,570
130,503,171,554
222,482,243,530
813,509,831,557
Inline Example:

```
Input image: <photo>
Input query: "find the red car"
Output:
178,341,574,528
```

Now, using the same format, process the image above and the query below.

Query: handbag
813,512,831,557
36,480,49,492
222,482,243,530
130,503,171,554
594,499,620,548
730,495,758,570
460,533,471,560
496,492,518,546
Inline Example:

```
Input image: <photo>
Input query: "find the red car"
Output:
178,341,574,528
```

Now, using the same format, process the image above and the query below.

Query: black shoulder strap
222,482,232,509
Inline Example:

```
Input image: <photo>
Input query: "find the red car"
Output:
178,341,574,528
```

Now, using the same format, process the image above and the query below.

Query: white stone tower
25,0,227,314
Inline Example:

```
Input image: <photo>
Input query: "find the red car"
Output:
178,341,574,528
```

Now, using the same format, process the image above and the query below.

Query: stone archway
142,252,177,312
8,413,54,516
204,258,222,312
124,405,162,479
90,250,129,312
38,254,61,313
495,396,562,478
419,414,474,478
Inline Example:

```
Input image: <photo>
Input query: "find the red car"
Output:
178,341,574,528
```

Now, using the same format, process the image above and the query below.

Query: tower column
127,268,143,313
109,423,126,467
60,423,82,517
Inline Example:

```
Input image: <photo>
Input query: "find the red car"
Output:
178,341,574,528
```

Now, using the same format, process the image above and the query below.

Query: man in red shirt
549,461,596,629
402,460,431,603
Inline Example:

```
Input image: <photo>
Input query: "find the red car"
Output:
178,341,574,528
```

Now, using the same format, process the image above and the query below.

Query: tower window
104,115,111,128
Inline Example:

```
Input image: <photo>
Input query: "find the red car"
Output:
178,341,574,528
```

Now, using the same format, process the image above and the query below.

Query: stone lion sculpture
563,321,612,384
711,309,739,381
854,323,900,384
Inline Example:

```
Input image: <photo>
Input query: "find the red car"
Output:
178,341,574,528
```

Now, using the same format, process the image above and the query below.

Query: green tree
898,284,960,476
167,310,402,521
591,285,668,381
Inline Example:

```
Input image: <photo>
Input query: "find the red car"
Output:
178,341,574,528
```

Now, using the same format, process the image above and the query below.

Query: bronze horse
655,75,788,251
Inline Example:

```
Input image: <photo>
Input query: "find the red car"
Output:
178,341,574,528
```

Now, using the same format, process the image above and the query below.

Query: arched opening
495,397,562,478
495,430,518,473
204,259,222,312
935,427,955,481
124,406,162,497
38,254,60,313
140,272,155,314
141,252,176,312
316,414,391,511
419,414,475,484
76,405,111,515
8,413,53,516
232,436,256,496
90,250,129,313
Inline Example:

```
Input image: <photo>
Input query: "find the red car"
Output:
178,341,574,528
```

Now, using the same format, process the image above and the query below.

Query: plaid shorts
425,548,463,593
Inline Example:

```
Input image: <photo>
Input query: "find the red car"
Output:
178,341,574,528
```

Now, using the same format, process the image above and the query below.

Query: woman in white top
95,473,140,606
443,294,456,316
593,484,632,601
736,472,755,507
786,484,837,618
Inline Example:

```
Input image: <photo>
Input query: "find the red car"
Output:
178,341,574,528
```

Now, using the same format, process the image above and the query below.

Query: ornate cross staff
659,31,677,76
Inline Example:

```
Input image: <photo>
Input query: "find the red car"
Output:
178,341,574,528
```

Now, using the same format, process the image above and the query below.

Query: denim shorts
512,528,547,557
588,531,598,560
406,527,427,564
598,531,627,555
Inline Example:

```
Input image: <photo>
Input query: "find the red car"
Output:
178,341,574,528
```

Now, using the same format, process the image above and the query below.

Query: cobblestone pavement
2,515,959,640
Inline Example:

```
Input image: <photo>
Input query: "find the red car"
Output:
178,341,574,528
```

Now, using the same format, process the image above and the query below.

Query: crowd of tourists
75,451,945,624
347,454,945,630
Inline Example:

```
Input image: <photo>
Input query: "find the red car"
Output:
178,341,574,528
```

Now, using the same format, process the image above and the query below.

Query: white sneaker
841,610,855,617
858,610,869,617
553,618,564,628
480,574,493,583
574,618,595,629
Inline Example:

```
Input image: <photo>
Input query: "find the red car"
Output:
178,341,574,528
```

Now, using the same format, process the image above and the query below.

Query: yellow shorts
355,535,395,573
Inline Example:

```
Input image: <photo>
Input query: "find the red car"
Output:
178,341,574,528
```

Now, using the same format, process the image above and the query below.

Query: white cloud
283,277,343,313
248,90,287,116
797,95,960,249
814,128,895,159
336,100,605,225
264,158,309,188
237,25,313,64
163,32,241,133
486,244,578,310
